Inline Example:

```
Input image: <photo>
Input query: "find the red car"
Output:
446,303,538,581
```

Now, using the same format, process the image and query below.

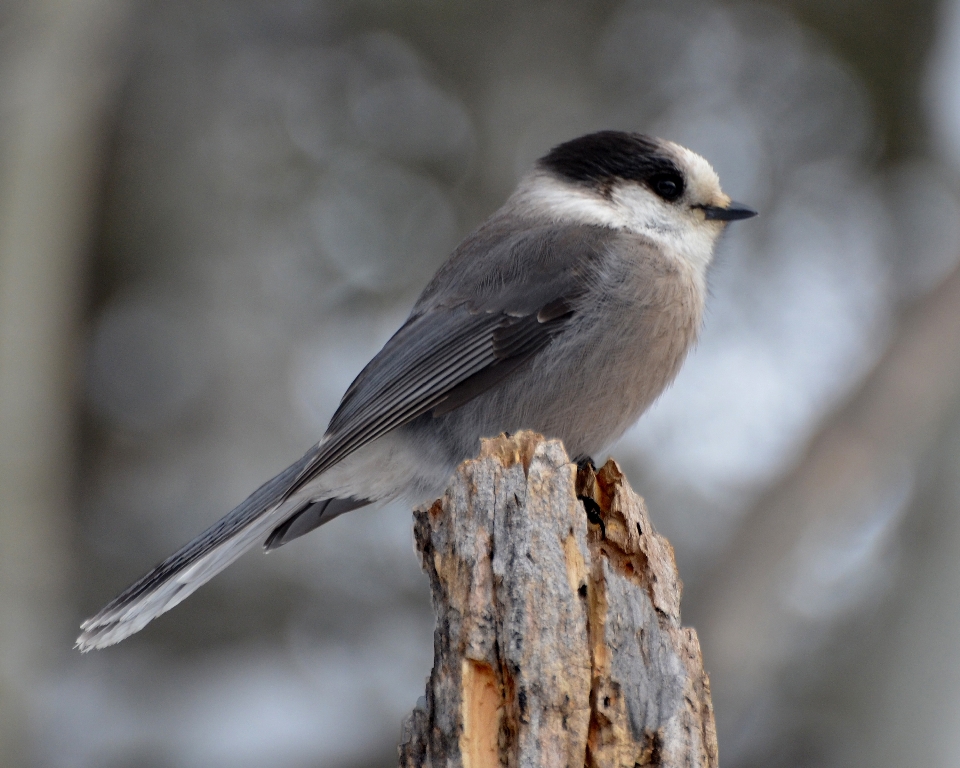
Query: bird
77,130,756,651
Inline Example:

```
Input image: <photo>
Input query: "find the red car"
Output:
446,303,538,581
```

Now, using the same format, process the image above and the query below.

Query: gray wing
77,221,613,650
282,221,611,498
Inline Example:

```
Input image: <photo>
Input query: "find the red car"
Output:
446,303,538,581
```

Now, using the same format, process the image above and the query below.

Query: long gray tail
77,453,317,651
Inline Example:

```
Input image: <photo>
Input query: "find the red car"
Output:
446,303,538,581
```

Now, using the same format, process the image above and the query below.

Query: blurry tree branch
399,432,717,768
0,1,131,763
689,260,960,742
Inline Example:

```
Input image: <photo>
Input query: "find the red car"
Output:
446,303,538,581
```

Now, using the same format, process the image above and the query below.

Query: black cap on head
537,131,685,199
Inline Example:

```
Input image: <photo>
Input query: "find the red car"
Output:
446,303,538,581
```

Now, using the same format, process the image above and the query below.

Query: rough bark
399,432,718,768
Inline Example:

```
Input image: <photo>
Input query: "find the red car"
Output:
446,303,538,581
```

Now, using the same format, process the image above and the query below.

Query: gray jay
78,131,756,651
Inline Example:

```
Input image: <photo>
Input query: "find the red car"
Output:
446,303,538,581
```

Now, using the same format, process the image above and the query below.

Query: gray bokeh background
3,0,960,765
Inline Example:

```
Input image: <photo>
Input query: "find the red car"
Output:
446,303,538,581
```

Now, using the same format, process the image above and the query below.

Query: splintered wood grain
399,432,718,768
461,659,501,768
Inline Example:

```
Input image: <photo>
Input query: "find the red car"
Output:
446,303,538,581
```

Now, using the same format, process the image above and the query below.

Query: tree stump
399,432,718,768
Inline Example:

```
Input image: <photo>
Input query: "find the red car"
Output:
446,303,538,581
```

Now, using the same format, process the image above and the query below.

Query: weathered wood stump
399,432,718,767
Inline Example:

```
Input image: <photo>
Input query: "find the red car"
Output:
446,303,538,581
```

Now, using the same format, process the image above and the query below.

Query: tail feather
263,496,369,551
76,452,314,652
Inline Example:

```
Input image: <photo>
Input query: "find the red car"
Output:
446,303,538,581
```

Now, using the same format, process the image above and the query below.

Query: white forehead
661,140,727,206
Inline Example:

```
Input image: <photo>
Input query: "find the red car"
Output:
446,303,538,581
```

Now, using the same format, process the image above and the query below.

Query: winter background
3,0,960,766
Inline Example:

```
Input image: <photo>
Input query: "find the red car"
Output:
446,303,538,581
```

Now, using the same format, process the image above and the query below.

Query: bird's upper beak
698,201,758,221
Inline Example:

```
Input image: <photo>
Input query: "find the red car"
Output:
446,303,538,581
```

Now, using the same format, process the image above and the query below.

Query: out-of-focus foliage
1,1,958,766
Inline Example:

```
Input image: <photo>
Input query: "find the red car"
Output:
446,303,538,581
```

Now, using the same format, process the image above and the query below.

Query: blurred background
3,0,960,765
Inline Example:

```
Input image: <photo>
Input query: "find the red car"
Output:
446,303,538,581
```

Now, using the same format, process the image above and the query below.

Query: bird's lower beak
699,201,758,221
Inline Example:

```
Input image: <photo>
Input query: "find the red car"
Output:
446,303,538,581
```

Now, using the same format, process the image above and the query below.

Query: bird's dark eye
651,174,683,202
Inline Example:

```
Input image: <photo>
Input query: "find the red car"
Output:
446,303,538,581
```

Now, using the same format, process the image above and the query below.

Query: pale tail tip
75,629,102,653
76,618,122,652
75,635,95,653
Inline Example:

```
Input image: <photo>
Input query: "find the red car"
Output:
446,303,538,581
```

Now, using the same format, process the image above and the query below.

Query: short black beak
699,201,758,221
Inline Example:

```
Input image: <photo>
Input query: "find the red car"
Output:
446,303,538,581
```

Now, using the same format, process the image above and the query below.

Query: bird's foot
574,454,596,472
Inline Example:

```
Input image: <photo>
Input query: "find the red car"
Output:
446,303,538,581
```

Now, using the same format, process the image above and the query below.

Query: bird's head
512,130,757,274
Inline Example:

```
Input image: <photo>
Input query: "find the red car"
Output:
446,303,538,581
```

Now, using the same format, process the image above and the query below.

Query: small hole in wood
578,496,605,537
